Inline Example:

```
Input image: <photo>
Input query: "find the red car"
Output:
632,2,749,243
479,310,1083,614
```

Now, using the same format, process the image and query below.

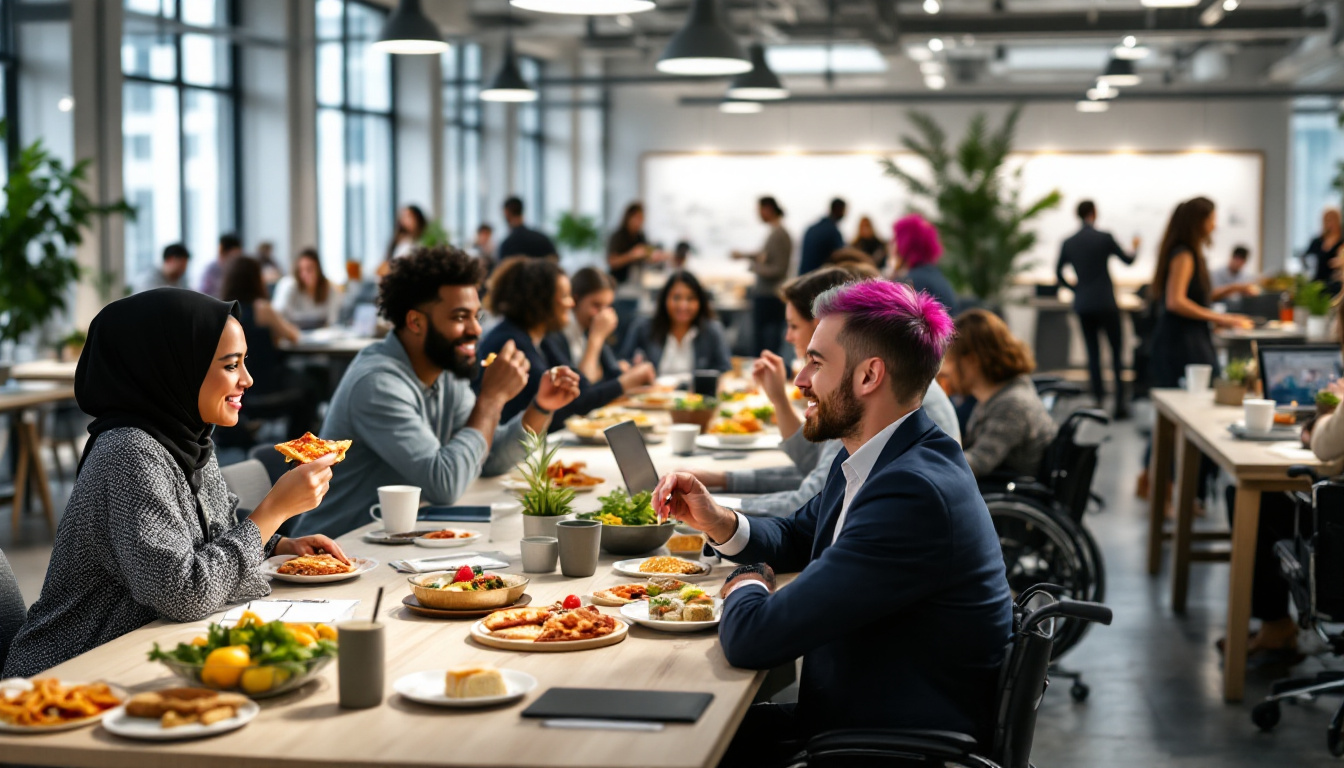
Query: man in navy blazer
655,279,1013,767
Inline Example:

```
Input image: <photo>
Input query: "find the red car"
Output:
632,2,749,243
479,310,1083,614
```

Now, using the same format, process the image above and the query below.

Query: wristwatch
725,562,775,590
530,399,553,416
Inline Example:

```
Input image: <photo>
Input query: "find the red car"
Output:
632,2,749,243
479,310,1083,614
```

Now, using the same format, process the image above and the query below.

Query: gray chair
219,459,273,520
0,549,27,673
247,443,292,487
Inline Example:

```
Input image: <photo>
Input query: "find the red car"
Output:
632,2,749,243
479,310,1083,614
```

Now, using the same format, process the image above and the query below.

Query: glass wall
442,42,482,248
316,0,394,282
515,56,543,224
122,0,237,289
0,0,15,186
1290,110,1344,270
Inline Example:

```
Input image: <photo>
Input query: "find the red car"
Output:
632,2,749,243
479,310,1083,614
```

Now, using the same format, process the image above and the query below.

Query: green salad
580,488,659,526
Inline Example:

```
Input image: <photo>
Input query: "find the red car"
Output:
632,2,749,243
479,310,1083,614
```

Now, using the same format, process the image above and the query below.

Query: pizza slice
275,432,353,464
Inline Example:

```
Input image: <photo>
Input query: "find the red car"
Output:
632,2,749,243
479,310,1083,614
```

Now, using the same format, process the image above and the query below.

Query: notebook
520,688,714,723
418,505,492,523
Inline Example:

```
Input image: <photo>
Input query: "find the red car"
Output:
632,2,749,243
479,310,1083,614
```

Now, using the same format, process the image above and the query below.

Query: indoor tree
881,106,1061,302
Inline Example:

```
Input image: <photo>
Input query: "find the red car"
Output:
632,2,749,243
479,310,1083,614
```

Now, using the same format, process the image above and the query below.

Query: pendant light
510,0,656,14
372,0,448,55
657,0,750,76
480,36,538,102
719,99,763,114
726,44,787,100
1097,57,1141,87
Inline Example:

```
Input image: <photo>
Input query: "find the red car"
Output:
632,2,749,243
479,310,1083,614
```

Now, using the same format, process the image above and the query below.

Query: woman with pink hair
893,213,957,313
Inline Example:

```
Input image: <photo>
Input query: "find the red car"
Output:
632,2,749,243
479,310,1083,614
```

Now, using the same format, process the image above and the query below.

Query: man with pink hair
893,213,958,313
655,279,1012,766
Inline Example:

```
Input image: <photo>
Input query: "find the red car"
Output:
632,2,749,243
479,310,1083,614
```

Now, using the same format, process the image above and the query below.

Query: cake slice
444,666,507,699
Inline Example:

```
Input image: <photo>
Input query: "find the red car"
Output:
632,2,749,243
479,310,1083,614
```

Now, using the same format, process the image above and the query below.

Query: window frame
0,0,18,168
442,41,482,246
516,54,545,221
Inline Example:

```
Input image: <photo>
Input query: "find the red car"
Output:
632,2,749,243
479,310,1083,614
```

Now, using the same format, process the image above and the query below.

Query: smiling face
783,301,819,362
574,287,614,331
198,316,252,427
795,316,864,442
666,280,701,328
297,254,320,292
411,284,483,379
550,274,575,333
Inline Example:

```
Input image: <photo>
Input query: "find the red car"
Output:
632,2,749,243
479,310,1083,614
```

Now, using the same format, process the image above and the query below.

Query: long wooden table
1,382,77,537
1145,388,1343,701
10,359,78,382
0,428,794,767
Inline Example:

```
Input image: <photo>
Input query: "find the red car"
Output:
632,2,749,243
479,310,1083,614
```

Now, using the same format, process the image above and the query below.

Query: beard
424,321,478,380
802,371,865,443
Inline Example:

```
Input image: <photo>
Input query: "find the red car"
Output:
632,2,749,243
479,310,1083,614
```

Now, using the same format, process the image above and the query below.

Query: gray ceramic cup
520,536,559,573
556,519,602,578
337,620,384,709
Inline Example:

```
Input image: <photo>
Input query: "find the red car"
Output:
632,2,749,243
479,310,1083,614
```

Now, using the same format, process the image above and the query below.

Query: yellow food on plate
275,553,352,576
444,666,507,699
200,646,251,689
0,679,122,727
667,533,707,552
125,688,248,728
638,556,705,575
710,413,763,435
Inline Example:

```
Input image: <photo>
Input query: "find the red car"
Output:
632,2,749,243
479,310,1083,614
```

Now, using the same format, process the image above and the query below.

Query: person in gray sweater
291,247,580,539
4,289,342,678
944,309,1058,478
682,269,961,516
732,196,794,354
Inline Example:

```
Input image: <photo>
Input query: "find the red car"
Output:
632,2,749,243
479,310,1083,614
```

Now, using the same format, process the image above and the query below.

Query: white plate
363,528,442,546
262,556,379,583
0,680,126,733
611,557,712,581
695,434,782,452
101,698,259,741
412,530,482,549
469,617,629,652
620,599,722,633
394,669,537,708
500,478,598,494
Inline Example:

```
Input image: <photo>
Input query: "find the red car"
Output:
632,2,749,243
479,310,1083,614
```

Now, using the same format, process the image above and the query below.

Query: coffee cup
668,424,701,456
1185,364,1213,394
369,485,420,533
520,536,559,574
556,520,602,578
1243,398,1276,434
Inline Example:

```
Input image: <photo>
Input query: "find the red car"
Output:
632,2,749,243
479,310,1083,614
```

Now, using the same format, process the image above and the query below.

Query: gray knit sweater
963,375,1058,479
2,428,272,678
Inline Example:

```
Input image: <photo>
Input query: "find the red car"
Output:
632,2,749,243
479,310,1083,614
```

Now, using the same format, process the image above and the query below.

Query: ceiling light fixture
1123,35,1137,48
719,99,764,114
1097,57,1141,87
919,61,943,75
372,0,448,55
928,37,945,53
1112,43,1150,60
1087,82,1118,100
1076,100,1110,113
925,74,946,90
511,0,655,14
480,37,538,102
923,0,941,14
1222,0,1238,9
657,0,750,76
1139,0,1198,7
726,43,789,100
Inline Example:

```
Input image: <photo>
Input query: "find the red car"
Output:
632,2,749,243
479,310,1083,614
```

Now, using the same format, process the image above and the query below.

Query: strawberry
454,565,475,584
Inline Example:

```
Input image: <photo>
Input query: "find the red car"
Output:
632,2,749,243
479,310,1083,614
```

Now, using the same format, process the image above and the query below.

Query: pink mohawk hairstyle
813,279,956,402
893,213,943,269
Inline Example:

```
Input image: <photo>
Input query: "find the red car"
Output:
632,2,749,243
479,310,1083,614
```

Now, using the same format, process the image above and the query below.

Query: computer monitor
603,420,660,494
1256,344,1342,410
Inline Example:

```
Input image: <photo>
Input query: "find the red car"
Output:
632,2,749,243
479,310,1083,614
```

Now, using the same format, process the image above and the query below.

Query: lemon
240,666,276,695
285,623,318,646
236,610,265,628
190,635,208,647
315,624,338,641
200,645,250,689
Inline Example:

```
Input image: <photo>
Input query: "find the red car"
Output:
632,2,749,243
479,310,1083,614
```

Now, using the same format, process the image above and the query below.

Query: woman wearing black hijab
3,289,344,678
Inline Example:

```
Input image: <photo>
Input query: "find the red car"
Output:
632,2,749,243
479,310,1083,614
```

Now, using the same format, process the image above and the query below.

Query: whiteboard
641,150,1264,286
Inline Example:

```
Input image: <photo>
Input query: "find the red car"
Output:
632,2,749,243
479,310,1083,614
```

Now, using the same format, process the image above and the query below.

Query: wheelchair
979,409,1110,702
791,584,1113,768
1250,465,1344,756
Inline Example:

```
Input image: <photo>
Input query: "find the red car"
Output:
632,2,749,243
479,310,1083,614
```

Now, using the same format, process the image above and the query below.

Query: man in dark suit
654,279,1013,768
1056,200,1139,419
496,196,559,260
798,198,847,276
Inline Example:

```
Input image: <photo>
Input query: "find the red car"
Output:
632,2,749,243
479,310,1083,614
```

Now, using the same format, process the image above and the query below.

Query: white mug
668,424,701,456
369,485,420,533
1243,399,1276,434
1184,364,1213,394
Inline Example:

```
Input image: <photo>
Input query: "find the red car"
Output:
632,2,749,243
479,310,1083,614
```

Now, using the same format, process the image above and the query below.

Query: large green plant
0,123,134,344
880,106,1061,301
553,211,602,253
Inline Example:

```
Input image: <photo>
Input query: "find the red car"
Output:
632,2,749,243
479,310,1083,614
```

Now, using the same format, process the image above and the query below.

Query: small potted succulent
1213,358,1251,406
670,393,718,434
517,429,575,539
1316,389,1340,419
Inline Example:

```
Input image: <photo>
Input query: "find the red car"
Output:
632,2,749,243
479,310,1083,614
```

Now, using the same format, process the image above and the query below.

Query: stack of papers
388,551,511,574
221,599,360,625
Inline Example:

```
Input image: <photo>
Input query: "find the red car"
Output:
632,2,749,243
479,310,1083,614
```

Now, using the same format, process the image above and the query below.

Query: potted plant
517,429,575,539
0,121,134,356
57,329,86,362
1296,280,1333,339
1317,390,1340,419
553,211,602,257
670,393,718,434
880,106,1061,304
1214,358,1251,406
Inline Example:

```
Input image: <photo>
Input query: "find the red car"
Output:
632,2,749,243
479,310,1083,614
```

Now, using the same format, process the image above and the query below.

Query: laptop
1256,344,1343,413
603,420,661,495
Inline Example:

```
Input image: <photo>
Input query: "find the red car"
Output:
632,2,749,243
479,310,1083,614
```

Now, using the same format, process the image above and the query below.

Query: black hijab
76,288,241,495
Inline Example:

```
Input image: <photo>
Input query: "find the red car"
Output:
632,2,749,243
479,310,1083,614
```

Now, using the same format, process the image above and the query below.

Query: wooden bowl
408,572,529,610
670,409,714,434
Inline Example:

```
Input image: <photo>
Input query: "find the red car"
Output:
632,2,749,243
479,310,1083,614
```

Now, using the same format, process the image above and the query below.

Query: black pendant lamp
726,43,788,100
1097,57,1141,87
372,0,448,55
657,0,750,76
480,37,538,102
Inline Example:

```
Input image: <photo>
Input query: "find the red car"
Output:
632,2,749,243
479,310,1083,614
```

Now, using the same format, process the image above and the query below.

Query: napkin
222,599,360,626
388,551,511,574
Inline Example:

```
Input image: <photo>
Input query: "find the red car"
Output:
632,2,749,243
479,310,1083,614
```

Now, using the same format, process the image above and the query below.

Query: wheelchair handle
1288,465,1321,482
1023,599,1113,632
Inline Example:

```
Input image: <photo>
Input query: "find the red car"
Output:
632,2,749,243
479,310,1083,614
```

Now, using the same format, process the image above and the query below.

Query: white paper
221,599,359,626
389,551,511,574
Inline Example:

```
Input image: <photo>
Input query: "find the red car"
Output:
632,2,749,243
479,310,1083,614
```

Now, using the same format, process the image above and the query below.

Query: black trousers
1077,310,1125,407
1225,487,1310,622
753,295,786,356
719,703,803,768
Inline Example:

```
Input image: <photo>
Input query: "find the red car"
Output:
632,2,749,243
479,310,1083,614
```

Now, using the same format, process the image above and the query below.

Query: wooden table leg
19,419,56,535
1223,483,1261,702
1169,427,1202,613
11,413,29,540
1147,409,1176,575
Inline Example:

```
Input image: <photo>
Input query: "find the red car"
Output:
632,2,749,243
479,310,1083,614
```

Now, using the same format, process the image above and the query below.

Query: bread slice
444,666,507,699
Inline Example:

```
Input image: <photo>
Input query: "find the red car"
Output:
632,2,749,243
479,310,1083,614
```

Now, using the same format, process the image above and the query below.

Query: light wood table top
0,382,76,413
280,329,378,356
9,360,78,383
0,425,795,768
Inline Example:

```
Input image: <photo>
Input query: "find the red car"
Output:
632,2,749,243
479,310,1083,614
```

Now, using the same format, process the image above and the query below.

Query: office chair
1251,465,1344,756
792,584,1113,768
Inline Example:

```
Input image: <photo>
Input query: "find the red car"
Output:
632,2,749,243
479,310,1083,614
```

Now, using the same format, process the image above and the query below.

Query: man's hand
721,563,776,599
652,471,736,543
590,307,619,342
535,366,581,412
752,351,789,406
618,361,657,393
479,340,530,404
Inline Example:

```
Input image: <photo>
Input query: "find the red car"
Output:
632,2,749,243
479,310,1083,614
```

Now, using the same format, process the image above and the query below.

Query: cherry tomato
454,565,475,583
562,594,581,610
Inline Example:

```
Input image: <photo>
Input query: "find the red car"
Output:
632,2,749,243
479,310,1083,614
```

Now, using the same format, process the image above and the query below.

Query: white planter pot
1294,306,1309,327
1307,315,1329,340
522,513,572,539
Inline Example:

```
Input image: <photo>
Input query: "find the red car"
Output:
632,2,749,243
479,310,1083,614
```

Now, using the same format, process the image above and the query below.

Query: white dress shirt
659,327,699,377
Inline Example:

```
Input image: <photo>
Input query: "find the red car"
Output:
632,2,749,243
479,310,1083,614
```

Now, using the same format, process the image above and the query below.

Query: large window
1290,109,1344,269
122,0,238,288
515,55,544,223
316,0,394,281
0,0,15,184
442,42,482,248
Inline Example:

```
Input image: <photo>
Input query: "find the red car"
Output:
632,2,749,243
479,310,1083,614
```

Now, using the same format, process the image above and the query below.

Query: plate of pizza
470,604,627,652
263,554,378,584
274,432,353,464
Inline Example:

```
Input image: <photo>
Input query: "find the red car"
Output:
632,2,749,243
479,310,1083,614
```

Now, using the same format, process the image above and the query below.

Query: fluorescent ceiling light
1087,82,1118,100
1112,44,1149,61
925,74,946,90
657,0,750,76
1097,57,1141,87
765,43,887,75
1222,0,1238,9
1140,0,1198,7
929,38,945,53
1076,100,1110,113
480,38,538,102
372,0,449,55
510,0,656,14
719,100,763,114
727,43,789,100
923,0,941,13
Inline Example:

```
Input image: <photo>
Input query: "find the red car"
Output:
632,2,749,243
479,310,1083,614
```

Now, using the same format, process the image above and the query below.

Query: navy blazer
1056,225,1135,314
718,408,1013,743
618,317,732,375
472,320,623,432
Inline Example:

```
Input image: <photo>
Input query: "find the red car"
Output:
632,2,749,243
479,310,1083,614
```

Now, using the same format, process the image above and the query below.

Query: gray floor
3,412,1343,766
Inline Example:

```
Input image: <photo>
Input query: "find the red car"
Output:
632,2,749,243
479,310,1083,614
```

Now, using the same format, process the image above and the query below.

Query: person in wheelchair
942,309,1058,480
653,280,1013,768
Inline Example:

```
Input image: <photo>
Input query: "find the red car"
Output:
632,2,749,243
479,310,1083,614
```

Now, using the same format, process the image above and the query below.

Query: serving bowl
598,521,676,556
707,431,760,446
156,655,332,699
408,572,529,610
